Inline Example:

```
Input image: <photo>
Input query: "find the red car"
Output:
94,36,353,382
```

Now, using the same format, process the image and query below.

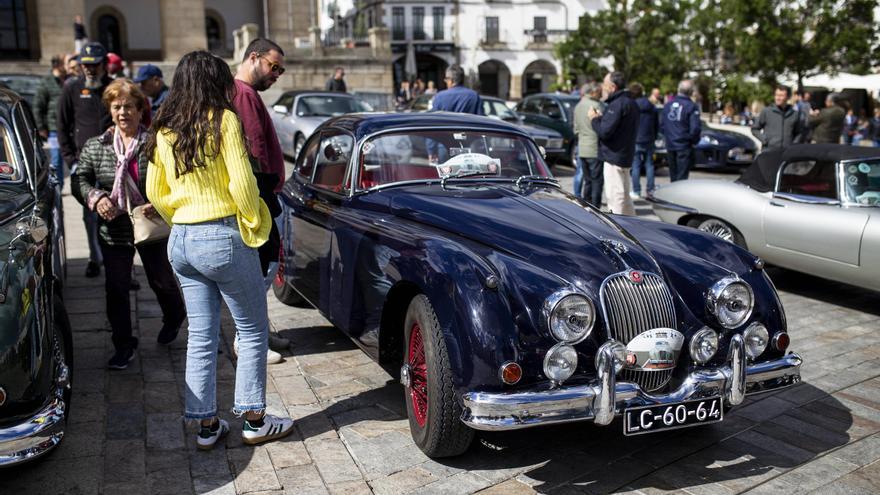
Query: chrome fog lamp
544,291,595,343
743,322,770,359
689,327,719,364
706,276,754,329
543,343,578,383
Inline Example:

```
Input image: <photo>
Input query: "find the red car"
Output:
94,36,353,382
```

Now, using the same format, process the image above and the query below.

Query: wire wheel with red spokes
408,322,429,427
402,295,474,457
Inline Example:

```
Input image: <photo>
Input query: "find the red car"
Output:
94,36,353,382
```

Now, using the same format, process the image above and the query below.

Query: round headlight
543,343,578,383
689,327,719,364
707,276,754,329
546,293,595,343
744,322,769,359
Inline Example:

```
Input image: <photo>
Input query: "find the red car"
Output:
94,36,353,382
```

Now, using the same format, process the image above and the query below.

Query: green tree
731,0,879,90
554,0,688,89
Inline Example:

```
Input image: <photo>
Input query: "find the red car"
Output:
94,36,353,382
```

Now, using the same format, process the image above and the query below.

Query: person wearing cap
135,64,169,115
57,41,113,278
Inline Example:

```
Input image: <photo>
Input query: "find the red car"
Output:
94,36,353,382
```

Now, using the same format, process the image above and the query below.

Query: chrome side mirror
16,216,49,244
272,104,289,114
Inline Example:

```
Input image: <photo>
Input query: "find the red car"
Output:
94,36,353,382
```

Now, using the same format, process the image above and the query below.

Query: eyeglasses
258,54,285,75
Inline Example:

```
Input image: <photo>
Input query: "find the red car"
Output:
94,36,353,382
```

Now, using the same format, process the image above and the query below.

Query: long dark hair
146,51,236,177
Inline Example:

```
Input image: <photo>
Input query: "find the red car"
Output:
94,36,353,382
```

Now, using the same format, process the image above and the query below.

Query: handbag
126,194,171,245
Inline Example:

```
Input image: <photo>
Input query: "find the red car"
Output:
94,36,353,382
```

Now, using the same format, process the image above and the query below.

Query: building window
485,17,499,44
0,0,30,59
392,7,405,40
433,7,444,40
205,13,224,53
534,16,547,43
413,7,425,40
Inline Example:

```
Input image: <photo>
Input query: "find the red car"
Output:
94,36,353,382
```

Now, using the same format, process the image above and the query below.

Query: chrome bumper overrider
0,397,67,467
461,335,802,431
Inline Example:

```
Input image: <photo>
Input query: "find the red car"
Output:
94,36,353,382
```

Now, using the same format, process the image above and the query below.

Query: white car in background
270,91,372,160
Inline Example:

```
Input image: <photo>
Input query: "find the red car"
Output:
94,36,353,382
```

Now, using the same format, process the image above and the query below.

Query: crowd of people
34,36,298,450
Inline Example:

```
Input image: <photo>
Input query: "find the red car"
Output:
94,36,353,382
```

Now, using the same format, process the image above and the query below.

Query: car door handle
769,201,785,207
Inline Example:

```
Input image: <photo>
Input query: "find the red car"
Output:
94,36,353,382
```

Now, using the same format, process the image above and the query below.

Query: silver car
270,91,372,159
651,144,880,291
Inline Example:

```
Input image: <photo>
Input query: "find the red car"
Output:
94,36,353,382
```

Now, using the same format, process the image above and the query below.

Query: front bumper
461,335,802,431
0,397,66,467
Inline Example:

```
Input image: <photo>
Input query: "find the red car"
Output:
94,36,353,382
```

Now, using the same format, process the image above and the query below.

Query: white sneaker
242,414,294,445
233,339,283,365
629,191,640,200
197,419,229,450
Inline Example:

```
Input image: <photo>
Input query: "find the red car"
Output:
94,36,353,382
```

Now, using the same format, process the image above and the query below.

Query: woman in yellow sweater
146,51,293,450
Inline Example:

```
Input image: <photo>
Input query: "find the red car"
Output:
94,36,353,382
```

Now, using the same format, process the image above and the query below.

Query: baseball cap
133,64,163,83
79,42,107,64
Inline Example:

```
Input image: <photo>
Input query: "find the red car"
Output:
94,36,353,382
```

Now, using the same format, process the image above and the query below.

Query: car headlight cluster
543,343,578,382
706,276,754,329
689,327,719,364
545,291,596,343
700,135,720,146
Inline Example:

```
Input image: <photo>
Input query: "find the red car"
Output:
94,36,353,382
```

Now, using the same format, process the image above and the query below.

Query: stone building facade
0,0,392,94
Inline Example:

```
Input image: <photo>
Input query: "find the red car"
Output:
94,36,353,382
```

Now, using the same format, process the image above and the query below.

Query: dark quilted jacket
71,129,150,247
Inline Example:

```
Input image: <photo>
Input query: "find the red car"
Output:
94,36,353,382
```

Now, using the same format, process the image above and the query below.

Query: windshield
843,159,880,206
483,100,518,121
357,129,550,189
0,122,22,181
295,96,372,117
0,76,40,104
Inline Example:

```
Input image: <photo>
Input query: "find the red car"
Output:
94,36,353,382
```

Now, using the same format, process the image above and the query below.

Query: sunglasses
258,54,285,75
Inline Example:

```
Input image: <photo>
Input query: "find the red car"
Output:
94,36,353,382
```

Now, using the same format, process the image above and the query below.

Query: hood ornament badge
628,270,644,284
600,237,628,256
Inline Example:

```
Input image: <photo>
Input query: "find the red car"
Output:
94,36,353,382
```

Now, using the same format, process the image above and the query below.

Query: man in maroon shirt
233,38,289,360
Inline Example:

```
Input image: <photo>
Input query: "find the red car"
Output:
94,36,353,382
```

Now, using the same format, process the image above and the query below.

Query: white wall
86,0,162,50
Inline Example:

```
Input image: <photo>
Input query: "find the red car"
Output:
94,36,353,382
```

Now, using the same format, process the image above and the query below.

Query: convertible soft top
737,144,880,192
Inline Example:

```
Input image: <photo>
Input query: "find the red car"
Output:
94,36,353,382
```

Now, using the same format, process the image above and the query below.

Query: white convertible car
651,144,880,291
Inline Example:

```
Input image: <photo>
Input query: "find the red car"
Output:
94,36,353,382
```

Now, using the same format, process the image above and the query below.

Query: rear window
0,122,21,181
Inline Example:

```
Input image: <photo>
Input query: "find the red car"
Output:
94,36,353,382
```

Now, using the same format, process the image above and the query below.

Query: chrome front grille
600,271,678,392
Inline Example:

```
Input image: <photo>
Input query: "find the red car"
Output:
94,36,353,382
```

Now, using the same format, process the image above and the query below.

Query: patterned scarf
109,126,146,211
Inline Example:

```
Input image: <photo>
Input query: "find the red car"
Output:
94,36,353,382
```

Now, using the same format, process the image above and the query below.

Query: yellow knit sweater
146,110,271,248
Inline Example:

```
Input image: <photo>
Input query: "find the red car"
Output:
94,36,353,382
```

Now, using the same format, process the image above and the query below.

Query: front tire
690,217,746,248
53,295,73,414
403,295,473,458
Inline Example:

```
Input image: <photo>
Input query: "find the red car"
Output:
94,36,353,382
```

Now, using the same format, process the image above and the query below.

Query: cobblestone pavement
3,166,880,494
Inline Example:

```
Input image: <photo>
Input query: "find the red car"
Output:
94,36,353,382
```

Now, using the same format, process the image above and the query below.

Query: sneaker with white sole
242,414,294,445
233,339,283,364
197,419,229,450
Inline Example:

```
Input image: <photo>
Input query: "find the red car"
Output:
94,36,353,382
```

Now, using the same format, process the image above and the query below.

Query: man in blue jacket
630,82,659,199
431,65,482,115
660,79,701,182
589,71,639,215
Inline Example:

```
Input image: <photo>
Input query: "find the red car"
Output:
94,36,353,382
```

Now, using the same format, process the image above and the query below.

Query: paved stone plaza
3,167,880,494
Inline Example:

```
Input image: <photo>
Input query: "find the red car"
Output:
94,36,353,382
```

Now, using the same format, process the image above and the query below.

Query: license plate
623,397,723,435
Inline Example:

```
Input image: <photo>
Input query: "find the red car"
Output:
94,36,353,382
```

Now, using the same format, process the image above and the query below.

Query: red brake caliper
408,322,428,427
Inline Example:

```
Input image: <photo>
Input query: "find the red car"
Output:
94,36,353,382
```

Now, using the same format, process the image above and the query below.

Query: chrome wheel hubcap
698,219,734,243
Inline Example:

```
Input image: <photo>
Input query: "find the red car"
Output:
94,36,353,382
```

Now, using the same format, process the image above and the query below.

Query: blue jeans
631,143,655,195
576,156,603,206
167,216,268,420
47,131,63,188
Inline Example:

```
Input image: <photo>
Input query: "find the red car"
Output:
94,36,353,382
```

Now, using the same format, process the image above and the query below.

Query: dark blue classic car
656,123,759,169
0,88,72,466
273,113,802,457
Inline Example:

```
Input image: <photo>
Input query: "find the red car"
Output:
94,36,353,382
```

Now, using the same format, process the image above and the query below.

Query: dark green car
0,88,72,466
514,93,580,167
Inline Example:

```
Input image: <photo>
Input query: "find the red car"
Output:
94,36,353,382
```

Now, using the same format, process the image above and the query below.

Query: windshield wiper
440,170,492,188
515,175,559,188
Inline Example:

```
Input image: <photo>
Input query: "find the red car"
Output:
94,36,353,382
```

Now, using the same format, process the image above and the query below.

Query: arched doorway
478,60,511,99
90,7,127,57
522,59,557,96
205,9,227,56
393,52,449,92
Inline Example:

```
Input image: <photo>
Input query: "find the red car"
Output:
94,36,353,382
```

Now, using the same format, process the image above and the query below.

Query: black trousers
667,148,694,182
100,239,186,352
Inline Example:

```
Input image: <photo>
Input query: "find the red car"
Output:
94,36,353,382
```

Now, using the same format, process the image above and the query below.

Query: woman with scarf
71,78,186,370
